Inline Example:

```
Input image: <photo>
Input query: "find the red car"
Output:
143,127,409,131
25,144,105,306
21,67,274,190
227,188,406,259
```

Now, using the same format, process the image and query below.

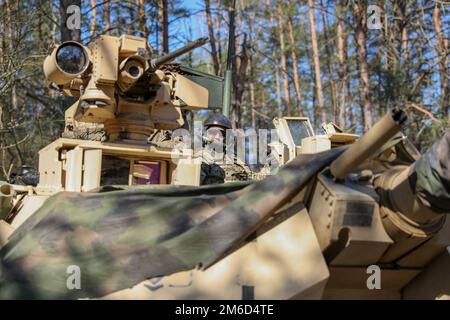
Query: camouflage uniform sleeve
147,130,178,148
222,162,251,182
410,128,450,213
62,123,107,141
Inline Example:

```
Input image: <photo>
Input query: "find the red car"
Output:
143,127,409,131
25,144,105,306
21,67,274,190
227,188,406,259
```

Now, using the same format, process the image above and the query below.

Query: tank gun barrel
148,37,208,72
330,108,408,180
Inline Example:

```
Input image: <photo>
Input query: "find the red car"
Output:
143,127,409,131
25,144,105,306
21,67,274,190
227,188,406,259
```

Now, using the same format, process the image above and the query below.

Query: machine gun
119,37,209,94
150,37,208,71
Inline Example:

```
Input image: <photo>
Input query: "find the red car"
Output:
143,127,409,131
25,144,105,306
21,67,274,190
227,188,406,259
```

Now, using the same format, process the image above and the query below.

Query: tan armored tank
0,34,449,300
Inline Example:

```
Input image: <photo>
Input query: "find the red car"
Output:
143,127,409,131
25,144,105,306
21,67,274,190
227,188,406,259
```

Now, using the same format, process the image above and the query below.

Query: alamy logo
170,121,281,171
367,5,382,30
66,5,81,31
366,265,381,290
66,265,81,290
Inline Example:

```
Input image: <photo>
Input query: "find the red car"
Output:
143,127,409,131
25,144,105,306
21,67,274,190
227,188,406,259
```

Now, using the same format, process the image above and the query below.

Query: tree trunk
5,0,17,112
393,1,409,64
59,0,81,42
205,0,220,75
337,0,347,128
128,0,135,35
377,0,388,115
348,77,354,130
354,0,372,130
0,9,3,131
103,0,111,34
266,0,282,118
90,0,97,43
287,14,303,115
433,4,449,116
344,2,354,129
214,0,222,73
308,0,326,123
231,14,248,129
158,0,169,53
237,38,248,127
38,8,44,50
401,12,409,64
249,80,256,130
51,1,57,44
258,89,266,129
274,58,283,118
138,0,147,39
248,11,257,129
381,0,396,71
276,0,291,115
5,0,24,166
304,42,317,125
319,0,337,120
378,0,388,67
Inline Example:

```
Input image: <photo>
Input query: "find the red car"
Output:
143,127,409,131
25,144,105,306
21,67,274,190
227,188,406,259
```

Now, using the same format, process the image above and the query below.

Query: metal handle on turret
330,108,408,180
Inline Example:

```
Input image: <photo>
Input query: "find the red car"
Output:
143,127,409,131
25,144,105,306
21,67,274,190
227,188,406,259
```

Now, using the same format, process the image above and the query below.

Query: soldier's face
206,126,225,142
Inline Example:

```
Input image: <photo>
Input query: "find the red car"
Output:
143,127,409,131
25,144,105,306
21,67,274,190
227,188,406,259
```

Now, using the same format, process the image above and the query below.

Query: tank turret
43,35,211,141
0,34,224,235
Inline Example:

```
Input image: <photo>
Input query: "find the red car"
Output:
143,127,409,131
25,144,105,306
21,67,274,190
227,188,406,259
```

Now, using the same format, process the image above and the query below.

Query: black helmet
204,112,232,130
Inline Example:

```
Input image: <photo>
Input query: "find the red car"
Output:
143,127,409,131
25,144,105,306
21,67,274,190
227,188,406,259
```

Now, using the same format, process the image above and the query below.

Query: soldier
199,112,251,185
8,165,39,186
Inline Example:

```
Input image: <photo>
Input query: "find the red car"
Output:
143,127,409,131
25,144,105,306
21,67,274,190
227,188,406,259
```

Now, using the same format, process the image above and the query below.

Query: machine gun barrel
330,108,408,180
124,37,208,93
148,37,208,71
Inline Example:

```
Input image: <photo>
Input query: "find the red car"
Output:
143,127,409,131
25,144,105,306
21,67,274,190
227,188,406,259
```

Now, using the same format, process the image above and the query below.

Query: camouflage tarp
0,147,345,299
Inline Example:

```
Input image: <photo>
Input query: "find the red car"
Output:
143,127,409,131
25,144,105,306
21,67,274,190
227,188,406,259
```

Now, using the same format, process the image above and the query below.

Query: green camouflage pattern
0,147,346,299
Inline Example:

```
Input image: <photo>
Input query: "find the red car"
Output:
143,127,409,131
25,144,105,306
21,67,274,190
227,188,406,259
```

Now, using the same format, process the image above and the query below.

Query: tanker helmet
204,112,232,131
